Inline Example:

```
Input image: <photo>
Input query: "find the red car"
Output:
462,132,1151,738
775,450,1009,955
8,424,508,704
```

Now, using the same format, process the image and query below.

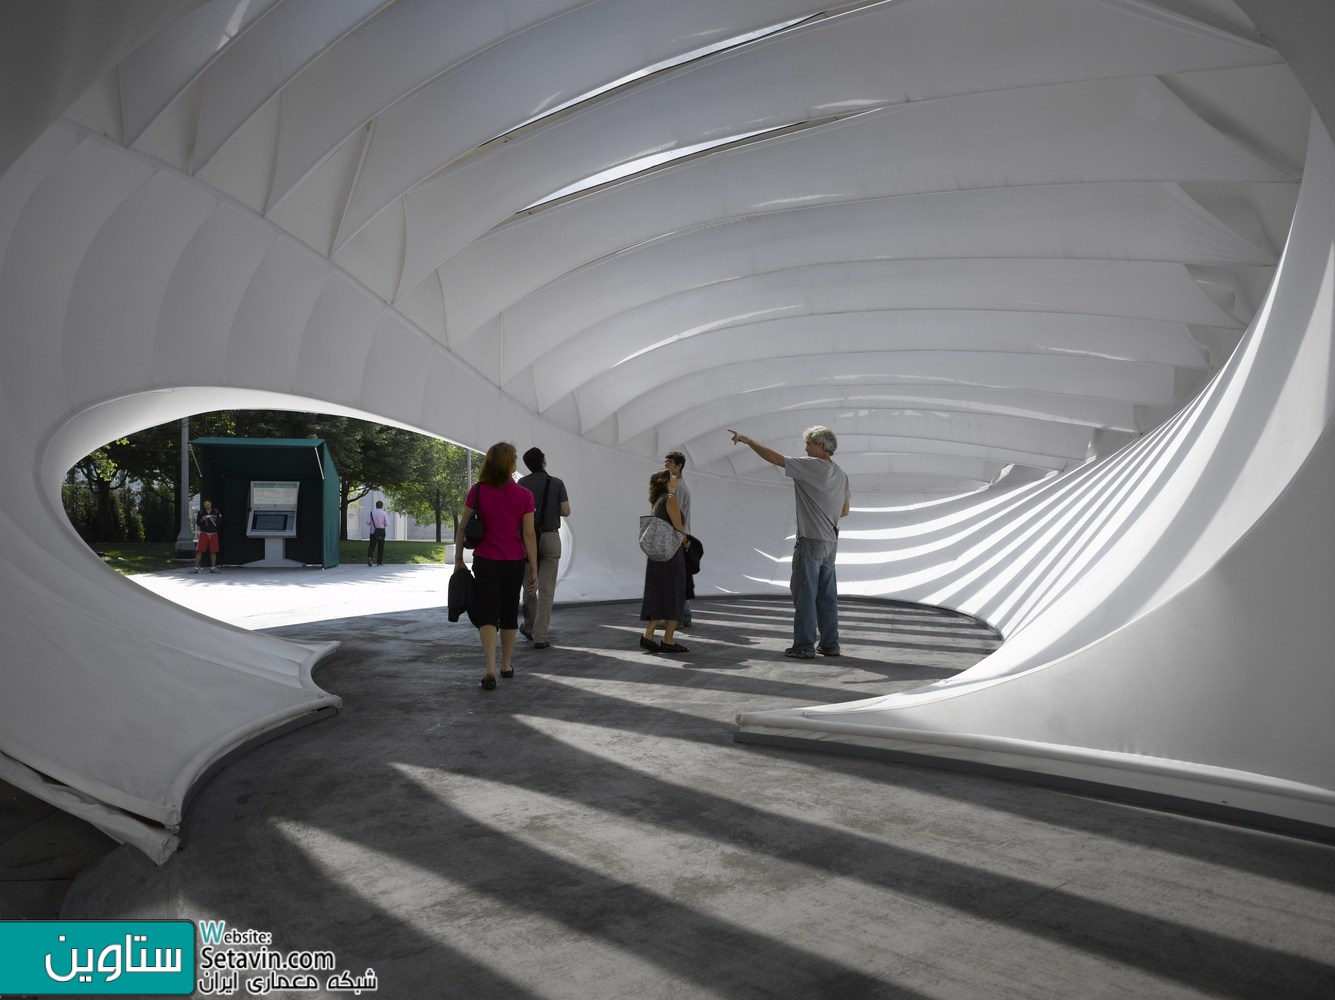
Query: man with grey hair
728,425,851,658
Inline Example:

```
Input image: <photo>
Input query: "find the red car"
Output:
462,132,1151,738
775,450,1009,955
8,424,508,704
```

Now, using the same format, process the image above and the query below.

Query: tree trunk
94,479,115,541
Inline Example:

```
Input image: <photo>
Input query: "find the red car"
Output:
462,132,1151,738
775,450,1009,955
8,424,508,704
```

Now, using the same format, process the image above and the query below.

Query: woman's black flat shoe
659,642,689,653
500,667,514,679
480,675,497,690
639,635,660,652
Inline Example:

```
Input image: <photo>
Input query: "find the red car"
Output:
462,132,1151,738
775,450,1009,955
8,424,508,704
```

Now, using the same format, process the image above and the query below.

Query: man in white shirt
367,500,388,566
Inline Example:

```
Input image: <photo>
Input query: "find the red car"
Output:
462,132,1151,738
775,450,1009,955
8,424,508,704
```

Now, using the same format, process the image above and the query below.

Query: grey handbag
638,513,682,561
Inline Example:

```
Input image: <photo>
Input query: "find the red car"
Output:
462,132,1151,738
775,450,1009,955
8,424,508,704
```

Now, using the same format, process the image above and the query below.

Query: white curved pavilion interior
1,0,1332,861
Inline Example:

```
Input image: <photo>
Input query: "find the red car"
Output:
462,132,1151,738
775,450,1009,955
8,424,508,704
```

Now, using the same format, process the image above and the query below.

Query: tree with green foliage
381,438,474,542
64,409,463,543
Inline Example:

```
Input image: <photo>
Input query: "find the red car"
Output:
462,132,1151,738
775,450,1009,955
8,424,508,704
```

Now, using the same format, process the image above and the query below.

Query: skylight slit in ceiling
501,15,811,139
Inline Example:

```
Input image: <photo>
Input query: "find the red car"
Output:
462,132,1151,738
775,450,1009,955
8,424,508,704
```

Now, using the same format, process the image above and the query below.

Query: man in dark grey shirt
518,447,571,648
728,425,850,658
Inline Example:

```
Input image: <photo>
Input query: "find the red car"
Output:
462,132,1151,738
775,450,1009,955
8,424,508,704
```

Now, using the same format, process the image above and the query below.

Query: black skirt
640,548,687,621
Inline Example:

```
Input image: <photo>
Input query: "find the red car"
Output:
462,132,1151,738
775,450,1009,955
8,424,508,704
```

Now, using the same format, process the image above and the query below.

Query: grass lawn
90,540,449,576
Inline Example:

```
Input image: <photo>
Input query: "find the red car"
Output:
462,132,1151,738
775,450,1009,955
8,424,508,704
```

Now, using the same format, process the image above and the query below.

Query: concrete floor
4,567,1334,998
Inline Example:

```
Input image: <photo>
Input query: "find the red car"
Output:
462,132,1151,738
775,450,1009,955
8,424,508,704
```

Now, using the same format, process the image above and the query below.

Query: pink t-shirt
467,481,534,561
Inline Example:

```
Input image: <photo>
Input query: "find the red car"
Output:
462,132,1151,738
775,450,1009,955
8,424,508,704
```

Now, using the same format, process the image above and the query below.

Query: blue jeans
790,536,839,652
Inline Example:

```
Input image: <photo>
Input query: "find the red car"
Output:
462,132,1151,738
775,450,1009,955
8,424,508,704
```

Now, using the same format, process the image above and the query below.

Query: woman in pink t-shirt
455,442,538,689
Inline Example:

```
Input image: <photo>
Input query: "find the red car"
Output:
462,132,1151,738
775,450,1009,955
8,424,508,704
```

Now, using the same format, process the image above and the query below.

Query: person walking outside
728,426,850,658
455,443,539,690
366,500,388,566
190,499,222,574
517,447,570,649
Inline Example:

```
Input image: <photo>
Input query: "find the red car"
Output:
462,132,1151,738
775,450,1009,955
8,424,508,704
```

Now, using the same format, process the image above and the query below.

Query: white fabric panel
64,171,216,406
0,125,79,285
193,91,282,213
266,0,579,210
223,234,329,390
293,274,384,408
337,0,828,249
361,312,437,431
410,68,1288,298
2,138,152,442
265,126,366,257
0,0,202,178
189,0,384,174
327,190,407,305
151,202,275,384
118,0,281,145
1162,63,1313,175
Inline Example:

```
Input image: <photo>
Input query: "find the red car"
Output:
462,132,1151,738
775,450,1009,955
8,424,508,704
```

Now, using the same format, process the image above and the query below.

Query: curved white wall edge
733,727,1335,838
735,112,1335,837
0,753,179,865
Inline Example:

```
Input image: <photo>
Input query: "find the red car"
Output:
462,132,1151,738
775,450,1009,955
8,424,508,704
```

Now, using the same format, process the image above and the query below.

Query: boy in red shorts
191,499,222,574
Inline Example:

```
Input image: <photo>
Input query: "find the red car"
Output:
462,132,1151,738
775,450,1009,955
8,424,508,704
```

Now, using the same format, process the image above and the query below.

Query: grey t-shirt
674,477,691,531
784,456,850,541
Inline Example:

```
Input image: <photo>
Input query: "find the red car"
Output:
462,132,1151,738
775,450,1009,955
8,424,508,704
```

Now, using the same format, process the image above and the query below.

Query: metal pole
174,416,194,559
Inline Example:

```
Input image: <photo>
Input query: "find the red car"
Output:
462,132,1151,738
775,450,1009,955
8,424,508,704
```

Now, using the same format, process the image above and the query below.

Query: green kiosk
191,437,341,569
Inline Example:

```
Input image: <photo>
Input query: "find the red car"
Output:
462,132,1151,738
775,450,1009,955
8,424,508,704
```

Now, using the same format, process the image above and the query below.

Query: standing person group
729,425,850,658
517,447,570,649
366,500,388,566
455,443,539,690
454,427,848,677
190,499,222,574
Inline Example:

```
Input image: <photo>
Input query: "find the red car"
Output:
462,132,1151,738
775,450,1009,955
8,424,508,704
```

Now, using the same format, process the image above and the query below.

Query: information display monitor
246,481,300,538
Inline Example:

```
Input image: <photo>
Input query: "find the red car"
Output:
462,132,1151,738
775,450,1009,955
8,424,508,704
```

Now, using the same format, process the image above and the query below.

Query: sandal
659,642,689,653
500,667,514,679
480,675,497,690
639,635,661,652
